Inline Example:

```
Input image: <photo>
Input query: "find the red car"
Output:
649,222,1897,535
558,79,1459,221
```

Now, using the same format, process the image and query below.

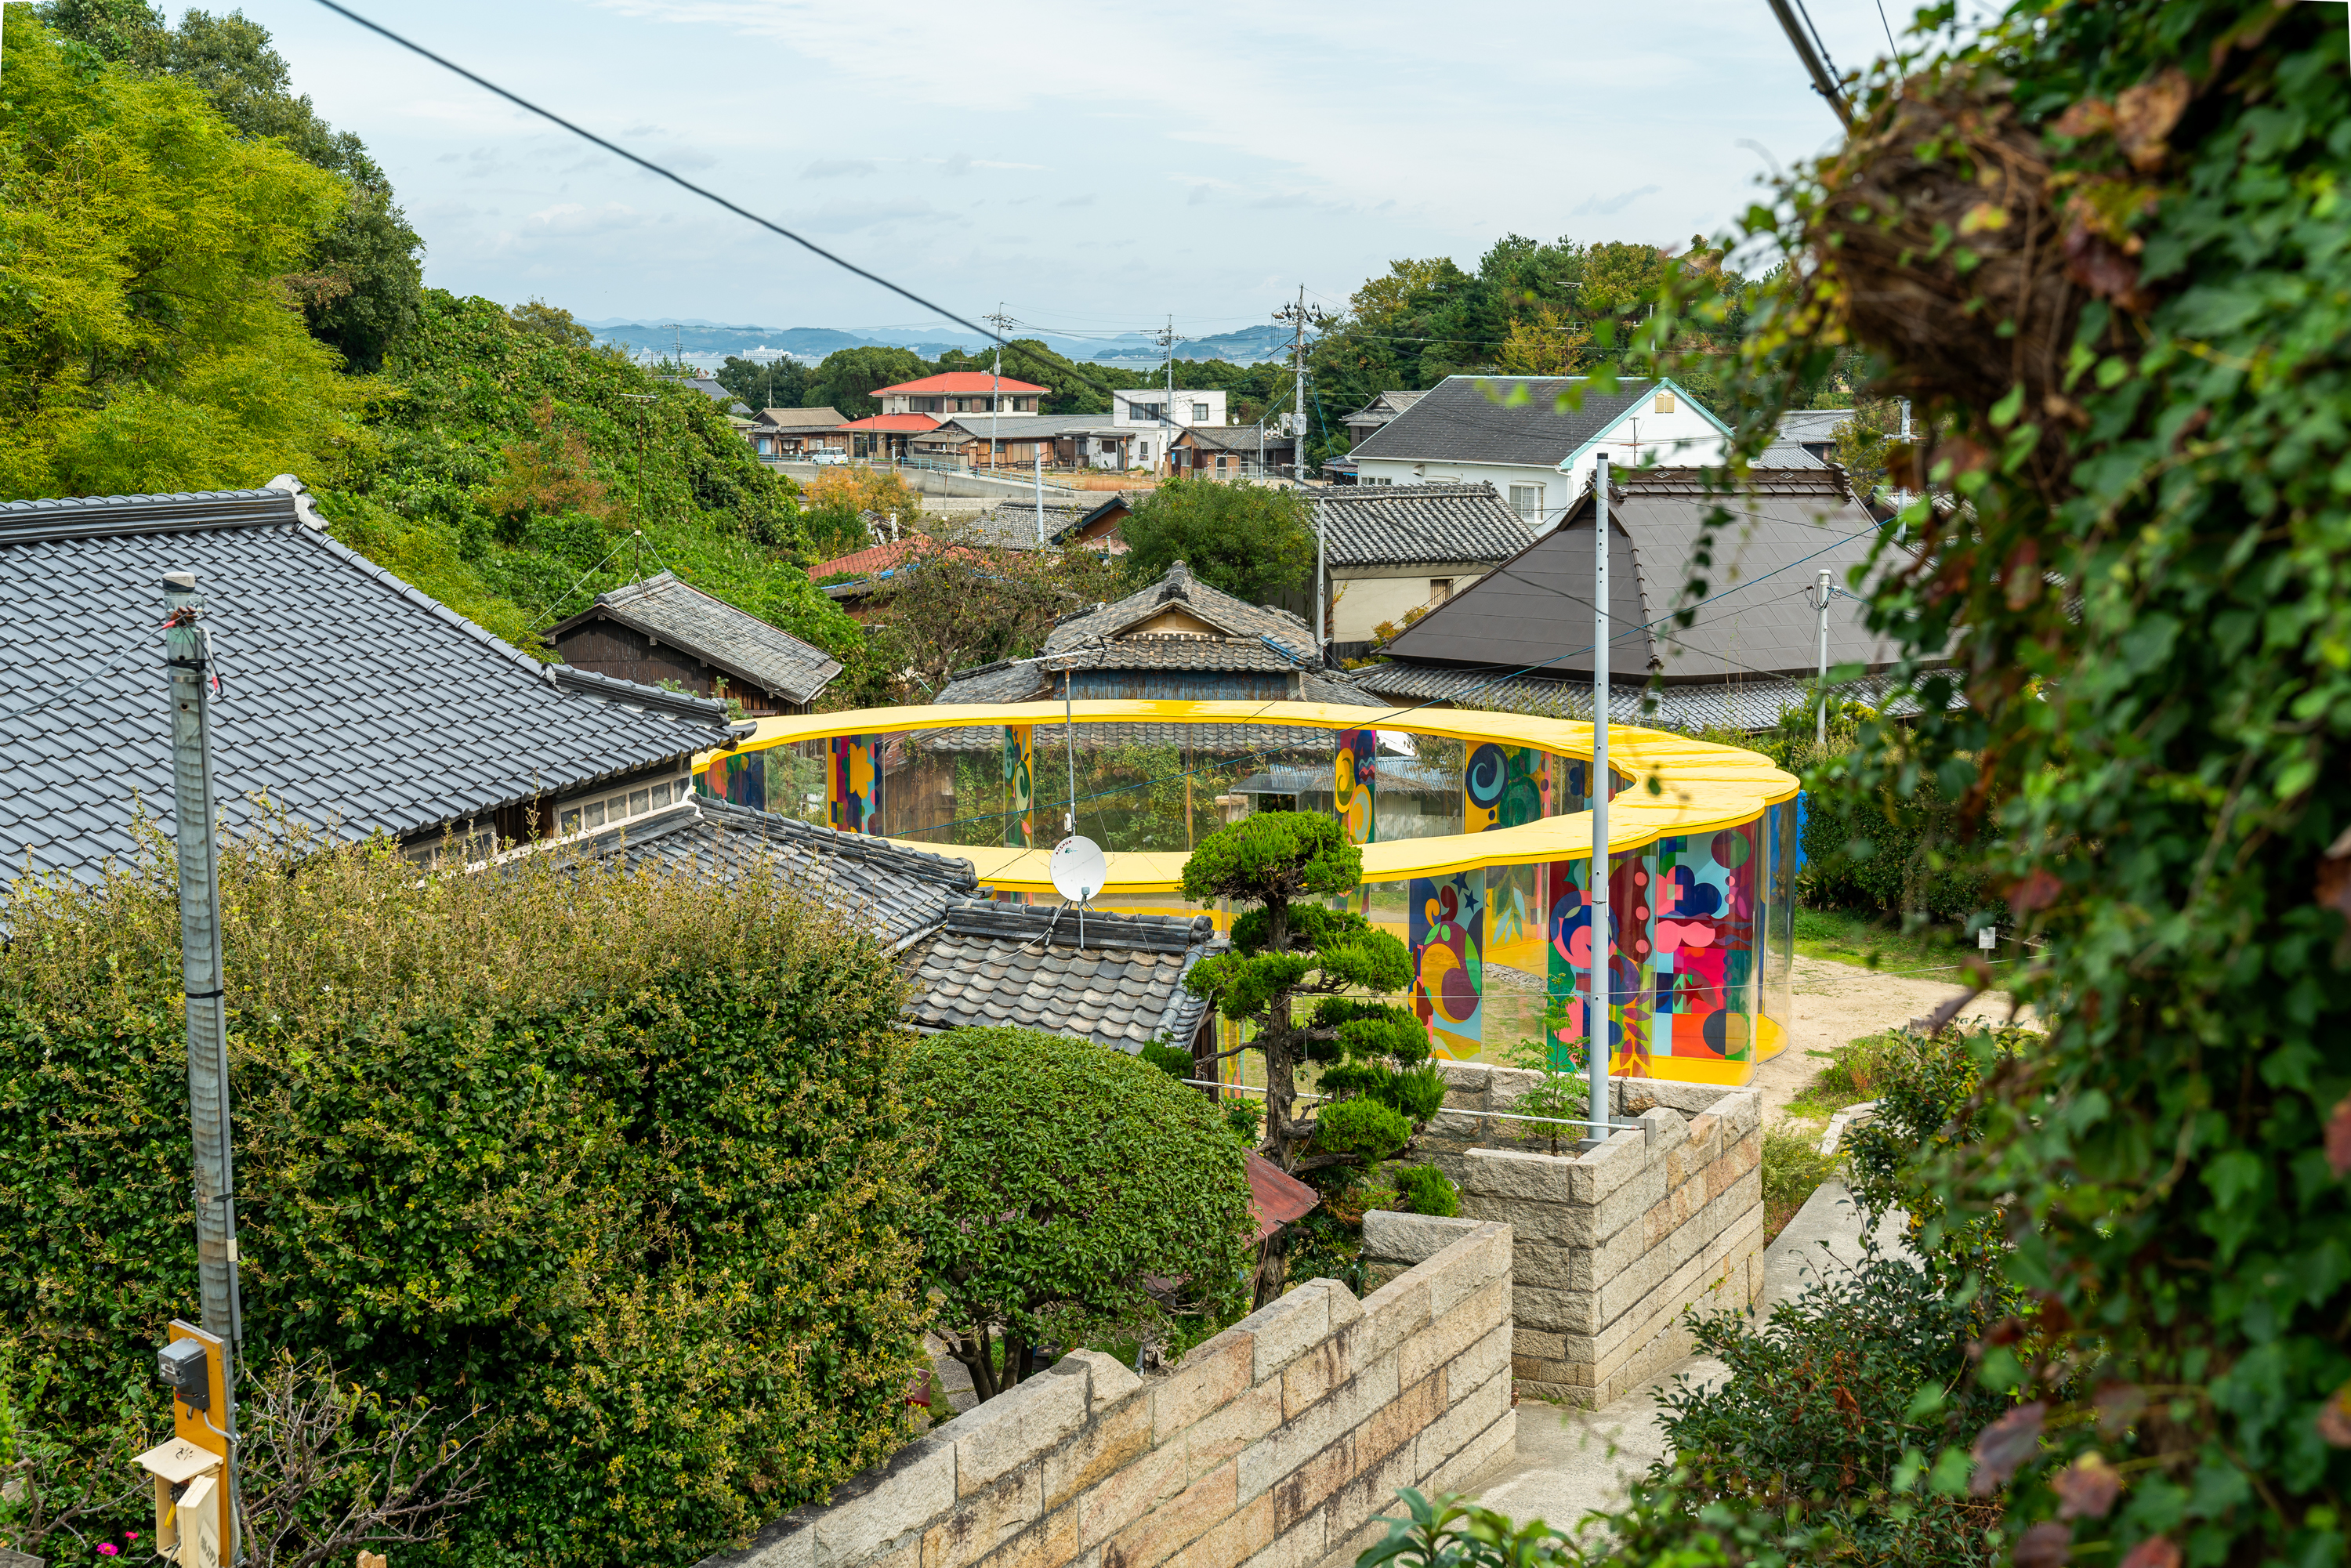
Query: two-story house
1345,375,1733,531
1110,388,1227,470
872,373,1049,417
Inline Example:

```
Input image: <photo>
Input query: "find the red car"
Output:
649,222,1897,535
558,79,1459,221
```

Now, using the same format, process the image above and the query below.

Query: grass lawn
1794,906,2023,987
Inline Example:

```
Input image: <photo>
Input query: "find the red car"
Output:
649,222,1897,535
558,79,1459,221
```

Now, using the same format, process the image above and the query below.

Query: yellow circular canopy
702,699,1796,896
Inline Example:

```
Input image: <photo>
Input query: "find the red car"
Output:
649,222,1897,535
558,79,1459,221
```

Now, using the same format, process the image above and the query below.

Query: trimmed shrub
1393,1164,1459,1219
904,1028,1255,1402
0,818,929,1568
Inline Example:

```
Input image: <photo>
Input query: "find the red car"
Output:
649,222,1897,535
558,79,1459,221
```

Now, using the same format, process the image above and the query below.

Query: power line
310,1,1071,378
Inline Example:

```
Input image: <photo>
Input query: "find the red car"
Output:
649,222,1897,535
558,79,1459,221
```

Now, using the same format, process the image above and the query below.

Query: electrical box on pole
133,1320,231,1568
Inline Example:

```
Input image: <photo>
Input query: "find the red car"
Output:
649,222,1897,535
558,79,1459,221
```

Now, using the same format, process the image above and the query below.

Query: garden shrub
903,1027,1255,1403
0,818,929,1568
1393,1164,1459,1219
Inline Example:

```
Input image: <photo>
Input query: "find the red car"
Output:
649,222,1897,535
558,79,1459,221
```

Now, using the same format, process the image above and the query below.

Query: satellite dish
1051,835,1107,904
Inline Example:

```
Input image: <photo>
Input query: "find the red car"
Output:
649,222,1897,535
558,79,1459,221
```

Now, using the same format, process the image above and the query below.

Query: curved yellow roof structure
704,700,1796,896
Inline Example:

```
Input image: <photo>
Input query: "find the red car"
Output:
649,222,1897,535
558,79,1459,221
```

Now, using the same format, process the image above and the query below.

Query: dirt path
1753,954,2034,1123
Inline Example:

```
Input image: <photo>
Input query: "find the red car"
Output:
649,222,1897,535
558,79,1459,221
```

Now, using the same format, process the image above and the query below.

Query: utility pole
1273,288,1317,644
1815,567,1833,745
1034,443,1045,545
163,570,245,1558
1586,456,1614,1144
984,306,1015,475
1158,317,1176,478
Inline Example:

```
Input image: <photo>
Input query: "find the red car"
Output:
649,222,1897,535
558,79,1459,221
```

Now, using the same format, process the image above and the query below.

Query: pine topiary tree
1179,813,1444,1183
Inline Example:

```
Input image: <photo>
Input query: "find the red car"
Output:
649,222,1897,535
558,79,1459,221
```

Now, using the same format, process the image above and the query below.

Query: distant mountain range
579,319,1295,366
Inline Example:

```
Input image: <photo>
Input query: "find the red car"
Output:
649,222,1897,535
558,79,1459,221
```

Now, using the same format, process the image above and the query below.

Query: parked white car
808,450,849,466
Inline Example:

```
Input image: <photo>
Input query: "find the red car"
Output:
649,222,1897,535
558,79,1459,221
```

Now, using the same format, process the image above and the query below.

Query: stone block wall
1373,1072,1763,1410
704,1221,1516,1568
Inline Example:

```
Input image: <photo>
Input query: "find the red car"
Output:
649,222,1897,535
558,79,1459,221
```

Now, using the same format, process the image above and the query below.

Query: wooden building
549,570,842,715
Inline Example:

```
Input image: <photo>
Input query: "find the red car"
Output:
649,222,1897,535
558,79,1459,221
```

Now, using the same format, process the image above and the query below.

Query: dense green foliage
38,1,426,372
1393,1164,1459,1219
0,822,931,1568
326,290,866,670
0,11,371,498
1582,1,2351,1563
902,1027,1254,1403
810,345,929,418
716,353,811,413
1119,477,1318,607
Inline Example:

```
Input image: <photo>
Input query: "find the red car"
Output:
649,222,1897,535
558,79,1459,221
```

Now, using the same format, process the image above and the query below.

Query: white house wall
1331,567,1494,644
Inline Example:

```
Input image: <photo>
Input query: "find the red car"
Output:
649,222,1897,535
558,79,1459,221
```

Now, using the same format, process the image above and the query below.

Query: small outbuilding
549,570,842,715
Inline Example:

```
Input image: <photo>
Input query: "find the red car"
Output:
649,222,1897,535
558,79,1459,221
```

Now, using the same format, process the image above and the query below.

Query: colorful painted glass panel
1335,729,1378,845
1003,725,1034,848
1544,853,1654,1076
1409,871,1483,1060
1650,822,1761,1064
1464,743,1545,832
698,749,766,810
830,734,879,833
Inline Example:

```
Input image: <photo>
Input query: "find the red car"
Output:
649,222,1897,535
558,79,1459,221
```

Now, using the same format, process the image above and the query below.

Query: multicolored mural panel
699,748,766,811
1002,725,1034,848
1650,822,1761,1065
1335,730,1378,845
1544,852,1654,1077
1465,743,1545,832
829,734,879,833
1410,871,1484,1059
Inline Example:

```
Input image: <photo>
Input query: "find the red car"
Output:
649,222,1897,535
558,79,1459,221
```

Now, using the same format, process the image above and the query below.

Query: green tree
1118,478,1316,607
1617,2,2351,1564
904,1027,1255,1403
0,13,372,498
38,3,427,372
508,298,594,346
932,339,1150,415
863,527,1127,701
715,353,811,412
811,345,932,418
1179,813,1440,1295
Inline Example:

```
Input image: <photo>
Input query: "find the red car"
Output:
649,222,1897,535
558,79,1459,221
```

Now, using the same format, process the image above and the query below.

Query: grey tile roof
1353,662,1955,733
1049,561,1317,657
0,489,733,884
1376,466,1915,683
1176,423,1286,453
756,406,846,430
1316,483,1534,568
580,794,977,947
557,570,842,705
1777,409,1852,445
1347,375,1680,469
900,898,1224,1052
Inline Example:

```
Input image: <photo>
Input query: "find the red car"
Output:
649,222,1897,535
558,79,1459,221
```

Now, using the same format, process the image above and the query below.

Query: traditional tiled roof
1352,663,1953,733
1315,483,1533,568
875,373,1052,396
552,570,841,706
580,793,977,947
1376,466,1912,684
1346,375,1720,469
0,486,730,883
900,898,1223,1052
1049,560,1317,657
755,406,846,430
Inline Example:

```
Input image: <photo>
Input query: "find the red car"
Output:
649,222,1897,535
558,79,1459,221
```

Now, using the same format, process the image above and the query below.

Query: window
1132,401,1165,423
1215,454,1228,471
556,777,682,838
1192,402,1210,422
1654,393,1677,414
1508,483,1543,523
1139,441,1151,462
1429,578,1454,607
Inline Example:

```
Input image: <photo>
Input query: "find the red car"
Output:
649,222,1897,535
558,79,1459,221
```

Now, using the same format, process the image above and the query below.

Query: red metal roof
836,414,943,432
1244,1153,1320,1240
811,541,916,579
874,373,1052,396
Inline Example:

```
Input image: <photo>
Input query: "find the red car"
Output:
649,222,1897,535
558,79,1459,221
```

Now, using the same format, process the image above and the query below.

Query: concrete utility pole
1294,284,1307,482
1313,492,1328,665
1587,456,1614,1142
1815,567,1833,745
1161,317,1176,477
985,306,1015,474
163,570,245,1554
1034,444,1045,545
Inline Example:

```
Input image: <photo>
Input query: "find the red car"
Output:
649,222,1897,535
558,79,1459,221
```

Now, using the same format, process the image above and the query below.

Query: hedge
0,816,930,1568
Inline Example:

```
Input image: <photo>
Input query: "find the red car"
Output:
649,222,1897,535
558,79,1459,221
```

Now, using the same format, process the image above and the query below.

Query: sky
237,0,1923,341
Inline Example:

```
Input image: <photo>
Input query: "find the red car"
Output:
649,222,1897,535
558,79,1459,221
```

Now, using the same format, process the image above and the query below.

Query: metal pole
1034,444,1045,545
1293,285,1307,482
1588,456,1614,1139
1313,494,1326,666
1815,567,1832,746
163,571,243,1559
